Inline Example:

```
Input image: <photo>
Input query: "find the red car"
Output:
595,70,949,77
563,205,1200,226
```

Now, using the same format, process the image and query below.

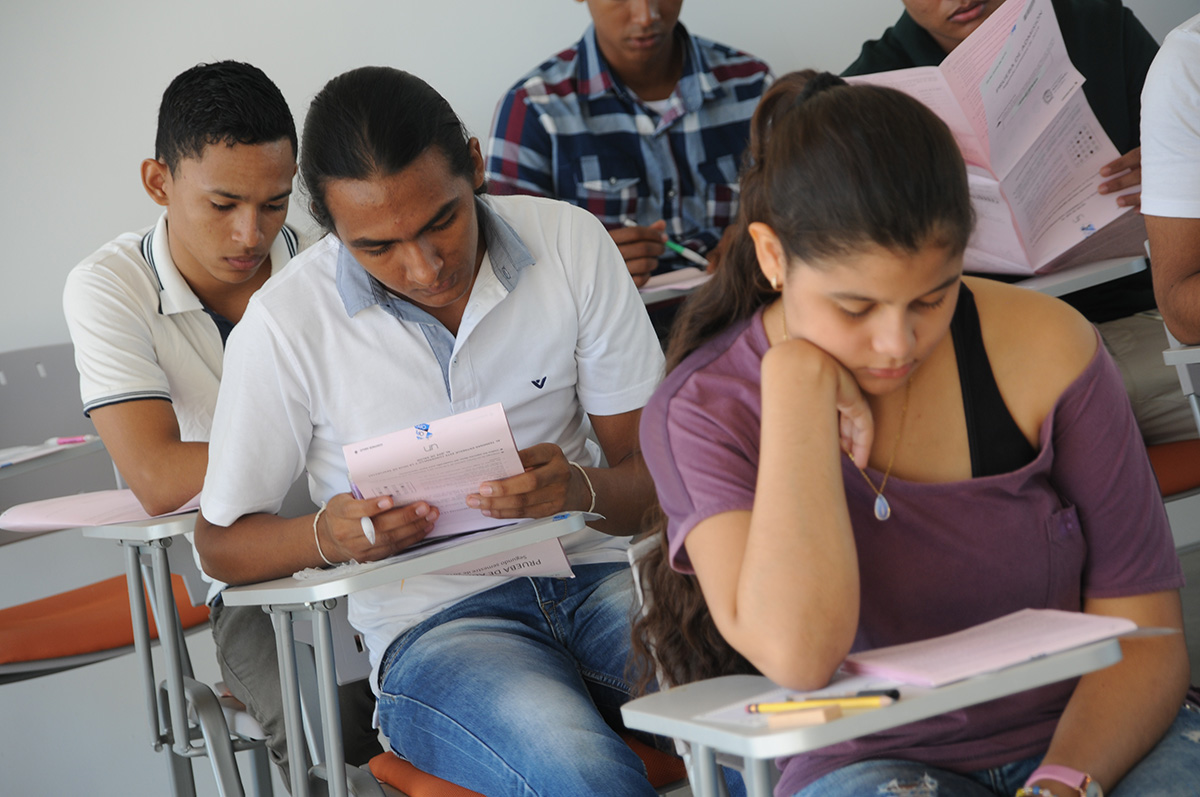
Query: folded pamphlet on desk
848,0,1145,275
0,488,200,532
701,608,1144,729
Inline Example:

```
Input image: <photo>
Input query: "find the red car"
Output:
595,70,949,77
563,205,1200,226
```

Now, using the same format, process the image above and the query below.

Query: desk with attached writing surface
220,511,588,797
621,639,1122,797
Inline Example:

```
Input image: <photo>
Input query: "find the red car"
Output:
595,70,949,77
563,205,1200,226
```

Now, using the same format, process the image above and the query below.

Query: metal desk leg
269,606,310,797
311,601,348,797
149,540,193,758
743,756,774,797
691,744,720,797
121,540,196,797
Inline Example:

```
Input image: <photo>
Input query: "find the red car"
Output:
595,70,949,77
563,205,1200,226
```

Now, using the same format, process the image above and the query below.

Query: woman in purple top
634,72,1198,797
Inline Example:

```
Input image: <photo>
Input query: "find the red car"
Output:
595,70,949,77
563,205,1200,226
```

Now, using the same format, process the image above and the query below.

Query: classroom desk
621,639,1122,797
639,255,1147,307
221,511,588,797
1011,255,1147,298
81,513,272,797
0,438,105,482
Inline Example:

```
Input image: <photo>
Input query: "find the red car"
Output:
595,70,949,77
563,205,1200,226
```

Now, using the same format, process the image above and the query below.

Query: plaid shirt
486,24,770,268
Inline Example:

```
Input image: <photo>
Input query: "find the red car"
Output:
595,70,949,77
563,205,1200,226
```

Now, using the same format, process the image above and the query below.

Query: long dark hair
631,71,974,692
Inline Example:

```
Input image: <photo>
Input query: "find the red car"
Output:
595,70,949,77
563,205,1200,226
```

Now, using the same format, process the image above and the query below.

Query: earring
770,274,781,291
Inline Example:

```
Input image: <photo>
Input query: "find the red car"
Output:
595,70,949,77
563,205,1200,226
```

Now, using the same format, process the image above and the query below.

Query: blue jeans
794,702,1200,796
376,562,659,796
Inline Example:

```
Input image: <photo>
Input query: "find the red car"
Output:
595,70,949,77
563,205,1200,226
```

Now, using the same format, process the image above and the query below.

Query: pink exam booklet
344,403,525,539
0,489,201,532
841,608,1136,687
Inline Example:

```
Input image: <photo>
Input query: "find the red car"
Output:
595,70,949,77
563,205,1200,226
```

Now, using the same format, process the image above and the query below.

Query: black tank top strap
950,284,1037,477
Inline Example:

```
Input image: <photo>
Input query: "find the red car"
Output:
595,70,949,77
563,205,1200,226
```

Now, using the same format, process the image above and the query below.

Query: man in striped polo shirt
486,0,771,286
62,60,380,784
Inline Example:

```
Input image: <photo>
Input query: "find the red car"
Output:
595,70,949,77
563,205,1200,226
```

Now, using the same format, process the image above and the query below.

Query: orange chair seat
0,573,210,665
1146,438,1200,498
368,733,686,796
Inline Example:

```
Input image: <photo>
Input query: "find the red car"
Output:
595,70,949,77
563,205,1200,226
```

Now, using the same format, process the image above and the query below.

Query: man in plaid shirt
486,1,771,287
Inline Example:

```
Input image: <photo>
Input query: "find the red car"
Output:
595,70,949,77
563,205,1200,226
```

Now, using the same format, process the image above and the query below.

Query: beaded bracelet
312,501,336,567
1015,787,1054,797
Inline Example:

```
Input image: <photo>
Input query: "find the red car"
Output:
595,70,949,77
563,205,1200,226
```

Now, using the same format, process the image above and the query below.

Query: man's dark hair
301,66,480,233
155,61,297,173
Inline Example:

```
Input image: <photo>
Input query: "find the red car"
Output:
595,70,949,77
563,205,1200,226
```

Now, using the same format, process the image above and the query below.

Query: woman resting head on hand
633,71,1197,797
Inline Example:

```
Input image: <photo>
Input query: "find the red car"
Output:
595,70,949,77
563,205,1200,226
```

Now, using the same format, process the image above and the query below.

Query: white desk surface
1011,256,1146,298
621,638,1121,761
640,255,1145,306
221,512,587,607
0,438,106,482
641,285,697,306
78,512,197,542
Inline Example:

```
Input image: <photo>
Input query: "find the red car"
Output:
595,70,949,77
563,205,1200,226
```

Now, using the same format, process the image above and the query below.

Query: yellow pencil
746,695,895,713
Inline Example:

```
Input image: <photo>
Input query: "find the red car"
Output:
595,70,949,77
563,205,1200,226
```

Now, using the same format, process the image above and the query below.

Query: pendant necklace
776,293,911,521
854,376,911,521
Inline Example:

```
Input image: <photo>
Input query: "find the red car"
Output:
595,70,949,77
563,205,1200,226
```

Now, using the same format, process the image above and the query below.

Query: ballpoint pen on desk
621,218,711,268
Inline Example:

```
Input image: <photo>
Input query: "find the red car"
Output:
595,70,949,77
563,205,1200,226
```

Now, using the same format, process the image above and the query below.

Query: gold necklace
855,376,911,521
778,297,911,521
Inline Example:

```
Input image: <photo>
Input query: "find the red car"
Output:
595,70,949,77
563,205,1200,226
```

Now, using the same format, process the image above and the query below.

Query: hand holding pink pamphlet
344,402,525,539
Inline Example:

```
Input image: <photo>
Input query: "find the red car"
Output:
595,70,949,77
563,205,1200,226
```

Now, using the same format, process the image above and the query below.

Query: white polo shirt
63,212,302,603
63,211,302,441
1141,13,1200,219
202,194,664,680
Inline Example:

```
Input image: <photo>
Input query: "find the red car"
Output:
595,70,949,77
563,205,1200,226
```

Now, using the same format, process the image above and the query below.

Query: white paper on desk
639,267,711,293
292,516,586,583
841,608,1136,688
344,403,524,539
699,673,904,728
0,437,97,469
0,488,201,532
429,536,572,577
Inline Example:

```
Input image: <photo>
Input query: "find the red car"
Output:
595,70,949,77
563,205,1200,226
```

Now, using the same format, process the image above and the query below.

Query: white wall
1,2,1197,795
1,0,1194,355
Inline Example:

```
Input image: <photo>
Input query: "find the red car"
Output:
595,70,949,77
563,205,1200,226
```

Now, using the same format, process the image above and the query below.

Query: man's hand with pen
610,219,668,286
315,492,438,564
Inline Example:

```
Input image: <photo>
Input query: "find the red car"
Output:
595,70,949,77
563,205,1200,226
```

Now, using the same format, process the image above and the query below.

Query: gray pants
209,599,382,789
1098,311,1197,446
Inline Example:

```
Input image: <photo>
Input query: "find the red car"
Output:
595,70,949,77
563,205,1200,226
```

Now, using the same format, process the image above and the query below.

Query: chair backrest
1154,326,1200,552
0,343,116,544
0,344,95,448
1162,327,1200,435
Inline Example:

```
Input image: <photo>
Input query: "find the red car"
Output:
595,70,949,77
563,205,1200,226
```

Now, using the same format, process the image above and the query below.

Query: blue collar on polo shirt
335,195,536,398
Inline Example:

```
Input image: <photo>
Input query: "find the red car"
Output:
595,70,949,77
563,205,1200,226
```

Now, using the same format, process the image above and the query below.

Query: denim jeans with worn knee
793,701,1200,797
376,562,660,797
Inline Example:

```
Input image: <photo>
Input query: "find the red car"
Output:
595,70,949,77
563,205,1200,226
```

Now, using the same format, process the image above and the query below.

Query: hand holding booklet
342,403,573,578
344,402,525,539
847,0,1145,275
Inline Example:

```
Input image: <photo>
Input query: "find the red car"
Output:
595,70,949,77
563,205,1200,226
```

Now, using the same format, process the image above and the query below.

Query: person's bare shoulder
966,276,1099,433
